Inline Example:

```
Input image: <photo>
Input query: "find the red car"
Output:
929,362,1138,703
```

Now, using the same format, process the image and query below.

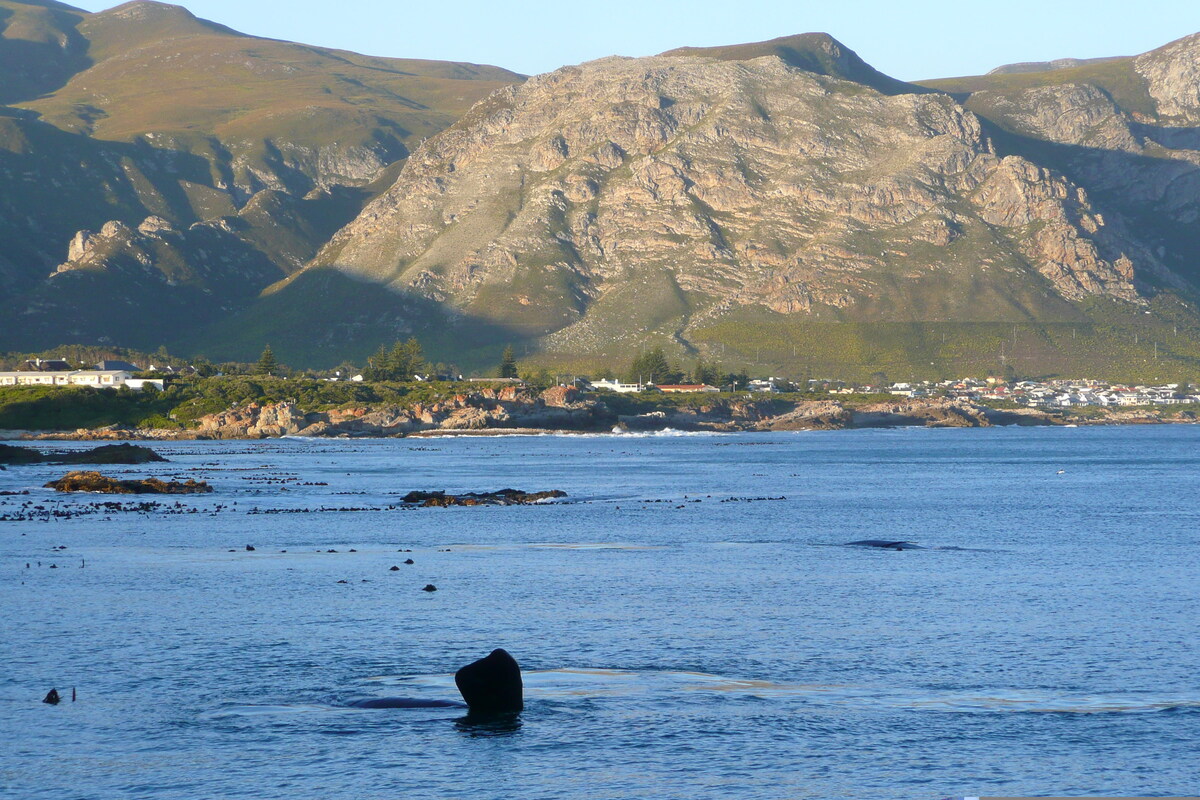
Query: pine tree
255,345,278,376
499,345,519,378
382,341,402,379
694,359,720,386
363,344,386,381
627,347,673,384
402,338,428,378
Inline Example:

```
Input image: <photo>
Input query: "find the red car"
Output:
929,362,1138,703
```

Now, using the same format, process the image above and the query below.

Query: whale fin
455,649,523,714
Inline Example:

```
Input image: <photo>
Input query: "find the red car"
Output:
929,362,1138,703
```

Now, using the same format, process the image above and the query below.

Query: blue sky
74,0,1200,79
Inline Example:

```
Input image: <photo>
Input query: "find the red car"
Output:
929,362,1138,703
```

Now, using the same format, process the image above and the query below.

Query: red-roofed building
655,384,720,393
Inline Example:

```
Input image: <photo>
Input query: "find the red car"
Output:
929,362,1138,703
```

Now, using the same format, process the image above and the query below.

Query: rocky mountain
0,0,520,349
208,31,1200,376
7,7,1200,379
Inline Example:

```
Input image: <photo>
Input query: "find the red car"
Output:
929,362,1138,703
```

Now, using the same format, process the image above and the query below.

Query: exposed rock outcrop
46,471,212,494
400,489,567,506
193,390,612,439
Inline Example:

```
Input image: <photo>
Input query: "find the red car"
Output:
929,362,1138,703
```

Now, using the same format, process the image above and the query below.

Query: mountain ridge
5,7,1200,380
0,0,522,352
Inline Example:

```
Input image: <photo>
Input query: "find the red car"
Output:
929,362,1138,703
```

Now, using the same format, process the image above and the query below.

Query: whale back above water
350,648,523,713
348,697,466,709
846,540,925,551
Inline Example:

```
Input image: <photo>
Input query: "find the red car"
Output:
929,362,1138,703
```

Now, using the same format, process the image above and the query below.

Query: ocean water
1,426,1198,799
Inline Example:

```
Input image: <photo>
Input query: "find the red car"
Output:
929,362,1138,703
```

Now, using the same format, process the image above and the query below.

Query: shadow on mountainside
182,267,541,371
982,119,1200,298
0,3,91,104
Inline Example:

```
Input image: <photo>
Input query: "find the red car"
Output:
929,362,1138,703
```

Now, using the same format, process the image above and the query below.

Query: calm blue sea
1,426,1198,799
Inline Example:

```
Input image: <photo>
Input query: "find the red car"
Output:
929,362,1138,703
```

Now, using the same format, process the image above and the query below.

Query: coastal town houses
592,379,650,393
23,358,72,372
657,384,720,394
0,369,137,389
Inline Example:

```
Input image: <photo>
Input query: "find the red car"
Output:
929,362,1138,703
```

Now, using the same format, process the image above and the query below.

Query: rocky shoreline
2,386,1196,442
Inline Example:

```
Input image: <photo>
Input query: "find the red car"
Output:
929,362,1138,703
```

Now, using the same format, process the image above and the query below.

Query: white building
69,370,134,387
592,379,648,393
0,371,73,386
0,370,136,389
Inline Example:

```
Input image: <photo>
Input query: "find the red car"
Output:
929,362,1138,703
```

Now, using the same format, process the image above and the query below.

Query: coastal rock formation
400,489,567,506
756,401,854,431
45,471,212,494
194,390,611,438
197,401,311,438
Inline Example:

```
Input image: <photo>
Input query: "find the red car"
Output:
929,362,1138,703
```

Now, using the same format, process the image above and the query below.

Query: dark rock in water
43,689,61,705
55,444,168,465
422,584,438,592
846,539,925,551
401,489,567,507
45,471,212,495
0,444,42,465
389,565,400,571
1,443,167,466
404,559,415,565
455,648,523,714
245,545,256,551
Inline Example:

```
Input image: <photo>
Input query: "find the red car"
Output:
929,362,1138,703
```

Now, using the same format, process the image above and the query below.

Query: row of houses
0,369,163,391
1012,382,1197,408
878,377,1200,407
590,379,723,394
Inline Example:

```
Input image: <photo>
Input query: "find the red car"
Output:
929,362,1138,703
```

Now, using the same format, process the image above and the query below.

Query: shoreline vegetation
1,379,1197,441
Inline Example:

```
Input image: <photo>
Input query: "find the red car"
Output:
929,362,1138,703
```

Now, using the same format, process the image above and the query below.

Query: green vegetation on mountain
919,56,1158,117
0,0,522,353
6,6,1200,381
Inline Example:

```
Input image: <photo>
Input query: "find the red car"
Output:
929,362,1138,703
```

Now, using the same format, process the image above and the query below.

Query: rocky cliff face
312,45,1164,360
1135,33,1200,121
926,33,1200,290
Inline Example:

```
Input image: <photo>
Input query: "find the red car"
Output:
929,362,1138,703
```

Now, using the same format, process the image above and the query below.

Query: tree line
620,347,749,389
